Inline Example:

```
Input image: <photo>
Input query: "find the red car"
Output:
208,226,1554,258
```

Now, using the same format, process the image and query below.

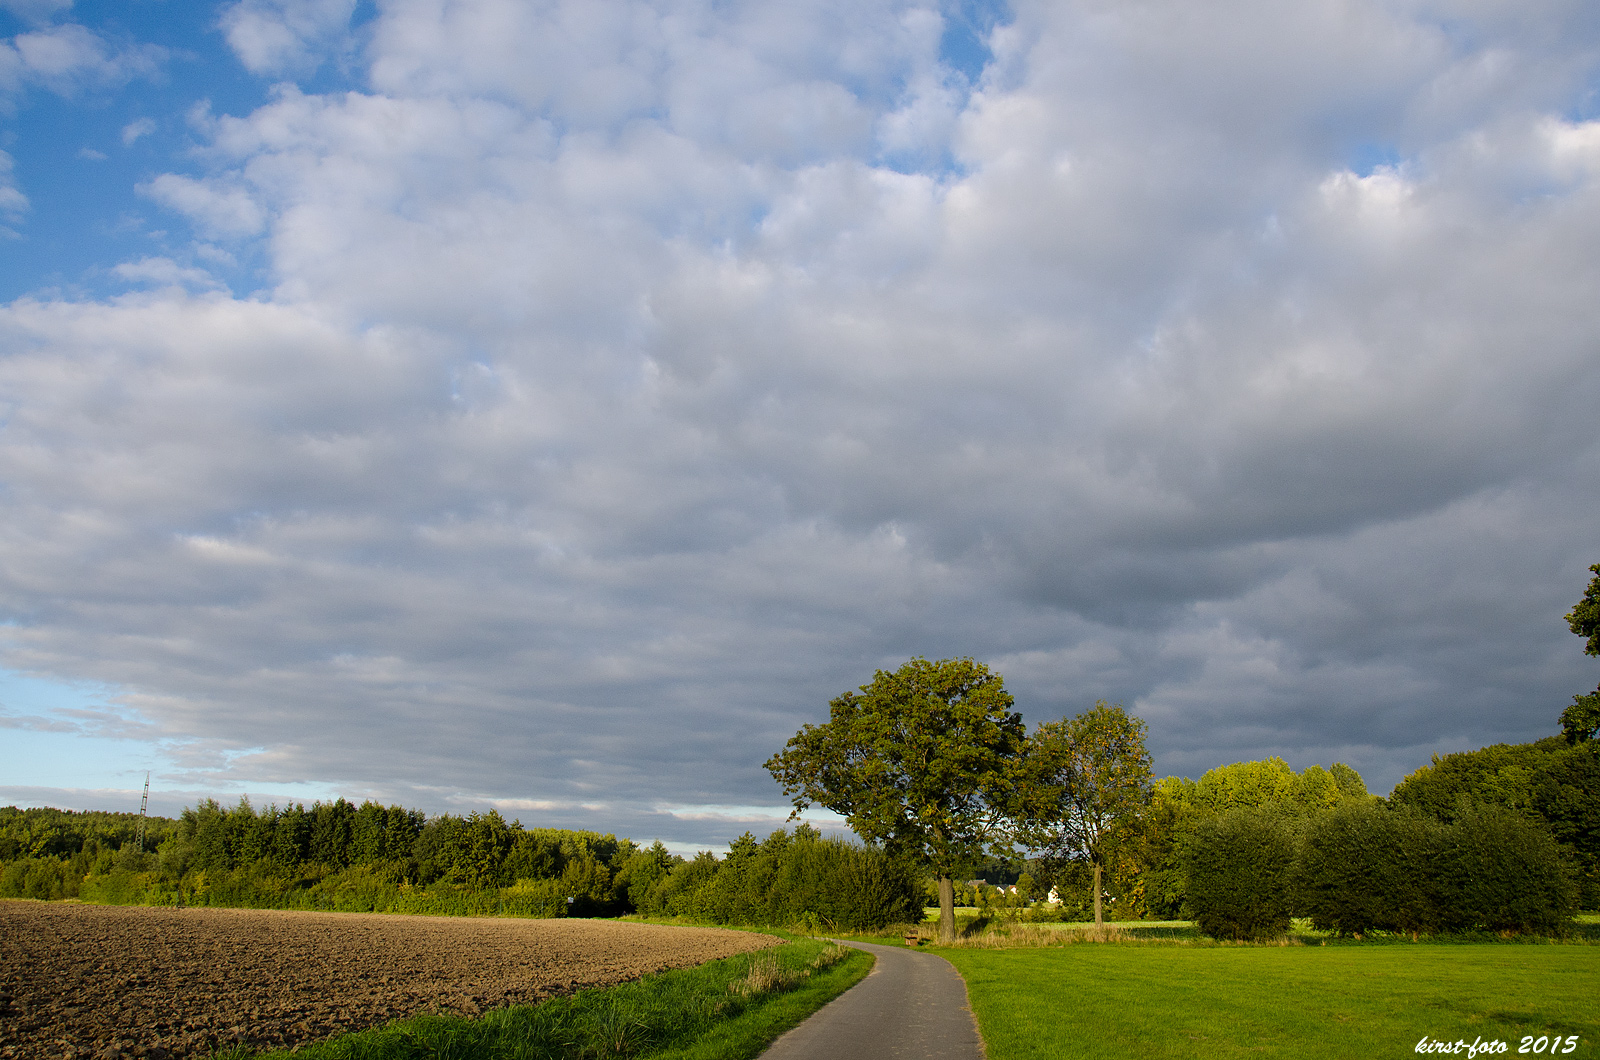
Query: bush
1182,807,1295,941
1390,737,1600,909
0,857,79,900
1295,800,1578,937
650,828,918,931
1020,901,1079,923
1296,802,1448,935
815,840,920,930
1435,804,1578,934
80,869,163,906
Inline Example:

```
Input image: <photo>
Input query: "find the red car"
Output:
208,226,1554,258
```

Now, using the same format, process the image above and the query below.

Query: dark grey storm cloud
1,0,1597,846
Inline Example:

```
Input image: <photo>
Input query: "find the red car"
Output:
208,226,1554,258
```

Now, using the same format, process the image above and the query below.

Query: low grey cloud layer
2,0,1597,845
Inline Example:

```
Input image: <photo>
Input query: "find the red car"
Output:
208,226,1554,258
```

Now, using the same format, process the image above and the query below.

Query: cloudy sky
1,0,1597,851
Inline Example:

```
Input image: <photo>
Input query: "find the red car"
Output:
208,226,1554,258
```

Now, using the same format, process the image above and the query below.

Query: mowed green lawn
938,944,1600,1060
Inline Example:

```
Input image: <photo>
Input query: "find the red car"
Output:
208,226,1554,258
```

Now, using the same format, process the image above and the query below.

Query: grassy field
937,941,1600,1060
219,912,1600,1059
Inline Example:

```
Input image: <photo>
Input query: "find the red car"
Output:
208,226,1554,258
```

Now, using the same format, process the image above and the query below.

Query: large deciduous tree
765,657,1026,942
1564,564,1600,744
1016,701,1152,926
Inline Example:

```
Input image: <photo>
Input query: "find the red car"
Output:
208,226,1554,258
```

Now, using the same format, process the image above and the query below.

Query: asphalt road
759,939,986,1060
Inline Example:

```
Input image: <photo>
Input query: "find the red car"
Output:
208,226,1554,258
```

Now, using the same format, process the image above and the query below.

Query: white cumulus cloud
0,149,26,221
120,116,155,145
1,22,165,99
138,173,267,239
221,0,359,76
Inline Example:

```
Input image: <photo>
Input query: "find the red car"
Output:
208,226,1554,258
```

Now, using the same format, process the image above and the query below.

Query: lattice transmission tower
137,772,150,853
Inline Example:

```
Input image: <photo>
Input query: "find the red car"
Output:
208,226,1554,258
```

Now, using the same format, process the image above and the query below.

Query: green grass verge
938,943,1600,1059
872,914,1600,946
226,936,871,1060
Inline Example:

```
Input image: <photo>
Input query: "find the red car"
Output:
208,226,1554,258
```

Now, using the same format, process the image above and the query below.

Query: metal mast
137,771,150,853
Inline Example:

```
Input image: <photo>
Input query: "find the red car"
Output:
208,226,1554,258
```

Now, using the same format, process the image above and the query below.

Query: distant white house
1046,886,1063,905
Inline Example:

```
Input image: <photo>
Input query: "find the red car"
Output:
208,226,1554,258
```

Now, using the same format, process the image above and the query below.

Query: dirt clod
1,901,775,1058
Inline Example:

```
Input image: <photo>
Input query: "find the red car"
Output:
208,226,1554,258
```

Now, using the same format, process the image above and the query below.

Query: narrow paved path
760,940,986,1060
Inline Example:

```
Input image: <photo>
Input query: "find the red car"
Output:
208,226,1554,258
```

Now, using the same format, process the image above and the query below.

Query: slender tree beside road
765,657,1026,942
1015,701,1152,926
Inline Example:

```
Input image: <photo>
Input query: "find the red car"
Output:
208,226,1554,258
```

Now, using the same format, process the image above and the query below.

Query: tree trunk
939,875,956,942
1092,860,1103,927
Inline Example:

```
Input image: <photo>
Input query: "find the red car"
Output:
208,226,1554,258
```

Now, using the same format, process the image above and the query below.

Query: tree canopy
1568,564,1600,656
1015,701,1152,925
1163,756,1369,815
1563,563,1600,743
764,656,1025,940
1388,735,1599,906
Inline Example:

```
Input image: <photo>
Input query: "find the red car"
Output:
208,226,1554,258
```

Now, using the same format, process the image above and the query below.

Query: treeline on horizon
1068,735,1597,922
1104,737,1595,938
1,729,1594,934
0,799,918,930
931,737,1593,937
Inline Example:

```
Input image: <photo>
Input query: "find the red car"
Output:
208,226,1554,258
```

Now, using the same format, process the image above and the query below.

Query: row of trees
884,754,1377,923
766,564,1600,940
767,657,1154,940
0,805,183,902
1187,799,1577,940
1388,737,1599,904
625,825,919,930
3,735,1590,935
0,805,179,865
0,802,914,930
6,568,1594,936
764,659,1390,939
969,739,1592,930
0,801,639,915
776,668,1595,938
1113,755,1375,919
174,799,621,891
768,688,1593,941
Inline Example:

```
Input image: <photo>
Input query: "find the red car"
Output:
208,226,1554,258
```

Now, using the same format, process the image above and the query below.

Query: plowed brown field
0,901,777,1060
